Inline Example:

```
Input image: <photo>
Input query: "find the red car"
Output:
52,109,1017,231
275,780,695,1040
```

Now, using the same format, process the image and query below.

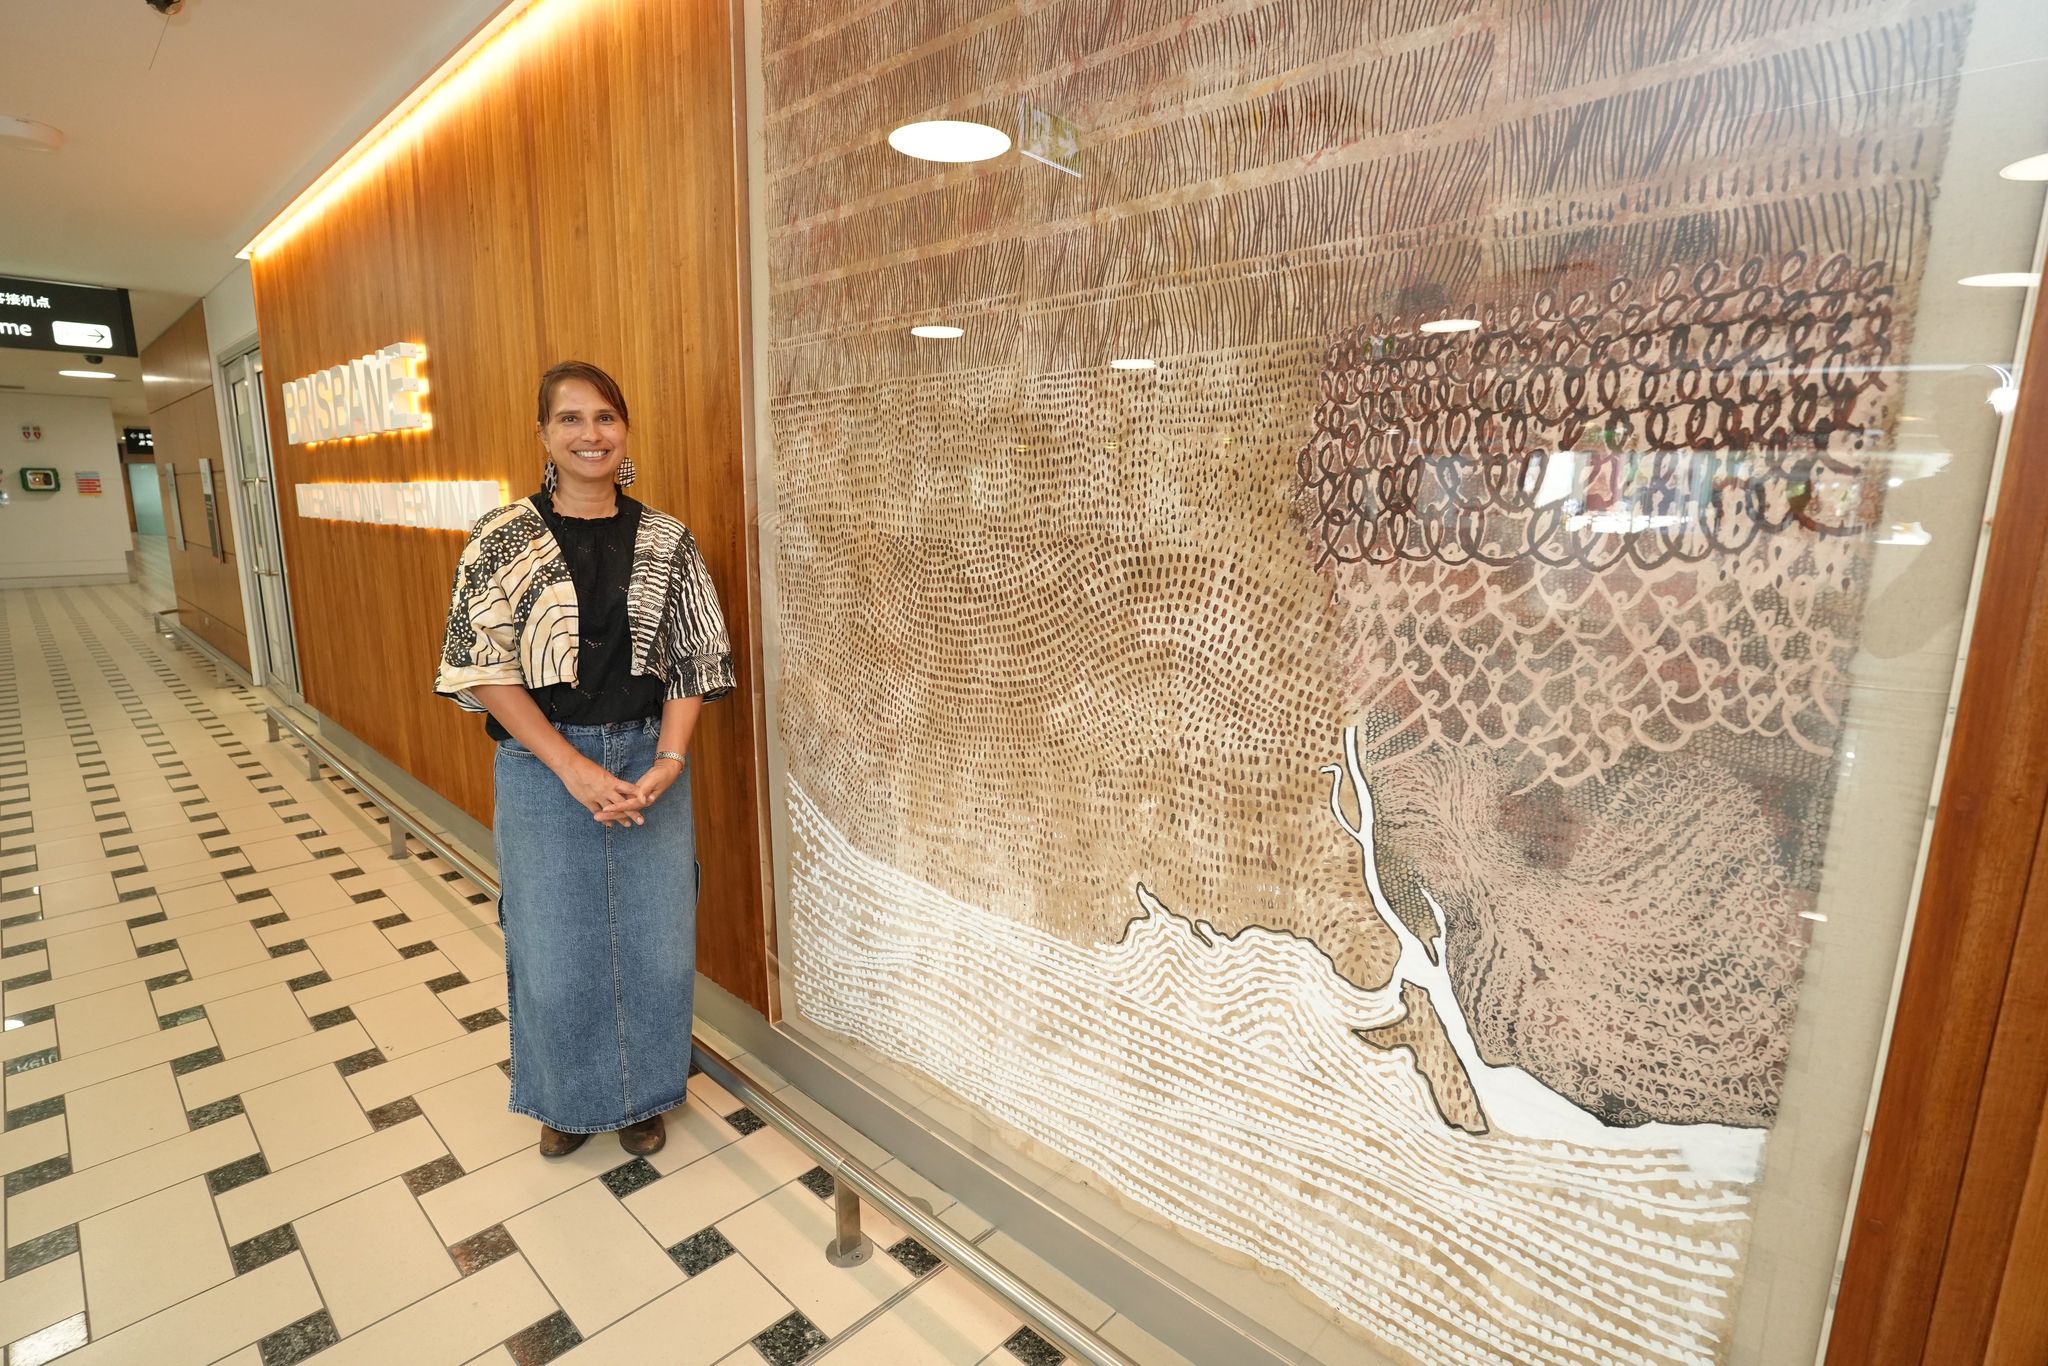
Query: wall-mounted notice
75,471,103,496
282,343,430,445
295,481,501,531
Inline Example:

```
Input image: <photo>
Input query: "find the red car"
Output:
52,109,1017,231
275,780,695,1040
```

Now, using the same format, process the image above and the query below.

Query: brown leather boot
618,1113,666,1156
538,1124,587,1158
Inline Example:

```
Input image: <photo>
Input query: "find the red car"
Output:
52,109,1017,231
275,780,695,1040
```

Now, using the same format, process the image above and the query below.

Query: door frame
216,342,304,699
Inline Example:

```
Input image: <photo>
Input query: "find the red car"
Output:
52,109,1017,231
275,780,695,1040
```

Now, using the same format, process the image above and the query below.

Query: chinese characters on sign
0,275,137,356
0,293,51,308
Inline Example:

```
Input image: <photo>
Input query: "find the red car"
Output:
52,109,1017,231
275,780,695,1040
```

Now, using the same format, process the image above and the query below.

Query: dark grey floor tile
7,1309,86,1364
249,911,289,929
885,1236,942,1277
426,972,468,993
403,1154,465,1196
600,1158,659,1199
752,1310,828,1365
335,1048,386,1077
231,1224,299,1274
459,1008,506,1032
125,910,168,928
137,940,179,957
1,970,51,991
206,1152,270,1195
4,1004,54,1028
308,1006,355,1030
450,1223,518,1276
724,1107,765,1136
286,971,331,991
159,1005,207,1029
259,1309,339,1366
1003,1326,1067,1365
171,1045,226,1075
665,1226,736,1278
1,938,45,958
267,939,309,957
5,1223,78,1276
504,1309,582,1365
3,1046,58,1077
371,912,410,930
366,1095,422,1130
796,1166,835,1202
5,1096,63,1130
188,1095,246,1128
397,941,437,959
5,1154,71,1196
145,970,191,990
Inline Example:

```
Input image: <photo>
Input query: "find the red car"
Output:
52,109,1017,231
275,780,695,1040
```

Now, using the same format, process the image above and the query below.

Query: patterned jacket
434,495,734,712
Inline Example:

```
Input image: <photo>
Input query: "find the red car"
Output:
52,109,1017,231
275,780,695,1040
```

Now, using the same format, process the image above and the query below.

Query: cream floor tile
256,895,399,946
114,803,207,838
6,1115,257,1243
0,1018,57,1064
352,983,464,1059
294,952,456,1017
0,949,49,983
314,1251,555,1366
553,1254,791,1366
622,1127,821,1246
380,909,484,951
461,1349,516,1366
377,878,480,921
132,833,217,874
34,871,119,918
0,1251,83,1343
52,981,159,1056
431,928,506,985
0,1116,66,1178
6,1019,214,1110
417,1133,626,1243
435,975,507,1020
41,921,138,980
18,804,103,839
413,1066,531,1171
235,834,315,874
149,950,316,1014
126,863,220,898
226,859,343,901
174,922,269,979
79,1177,234,1334
54,1250,319,1366
57,1065,190,1170
214,1115,445,1243
133,898,274,948
347,1022,508,1111
830,1270,1021,1366
28,835,115,879
305,922,403,979
7,951,184,1015
507,1180,683,1333
265,873,355,916
295,1177,459,1334
642,1097,744,1177
716,1181,914,1336
239,1053,374,1168
203,982,313,1057
156,881,237,918
202,804,292,839
177,1018,374,1109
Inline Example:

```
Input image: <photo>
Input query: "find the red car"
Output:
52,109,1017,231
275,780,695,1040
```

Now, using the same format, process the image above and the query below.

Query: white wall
0,392,132,586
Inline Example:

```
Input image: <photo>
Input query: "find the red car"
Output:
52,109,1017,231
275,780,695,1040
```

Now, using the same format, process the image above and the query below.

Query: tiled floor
0,583,1082,1366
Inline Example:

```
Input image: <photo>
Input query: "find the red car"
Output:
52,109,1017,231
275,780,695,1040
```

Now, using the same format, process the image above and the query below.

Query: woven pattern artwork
762,2,1974,1360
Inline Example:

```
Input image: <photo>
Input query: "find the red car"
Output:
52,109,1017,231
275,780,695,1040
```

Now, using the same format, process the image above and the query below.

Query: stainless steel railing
253,701,1136,1366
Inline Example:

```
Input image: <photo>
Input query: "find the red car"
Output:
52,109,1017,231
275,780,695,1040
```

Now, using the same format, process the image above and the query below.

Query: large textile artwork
762,2,1975,1361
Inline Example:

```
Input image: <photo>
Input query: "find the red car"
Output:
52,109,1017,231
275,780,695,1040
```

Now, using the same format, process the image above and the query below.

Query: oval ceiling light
0,114,63,152
909,324,963,339
1958,272,2040,288
1998,152,2048,181
888,120,1011,164
1419,318,1481,334
1109,357,1158,370
58,370,116,380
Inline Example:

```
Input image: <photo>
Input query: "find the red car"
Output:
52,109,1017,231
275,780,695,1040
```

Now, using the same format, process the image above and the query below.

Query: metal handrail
258,704,1136,1366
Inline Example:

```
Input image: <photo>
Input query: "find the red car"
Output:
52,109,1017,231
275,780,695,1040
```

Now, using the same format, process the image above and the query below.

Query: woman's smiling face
540,376,628,488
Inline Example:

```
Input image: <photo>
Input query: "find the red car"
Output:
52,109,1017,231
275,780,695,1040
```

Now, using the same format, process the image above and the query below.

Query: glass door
223,348,300,695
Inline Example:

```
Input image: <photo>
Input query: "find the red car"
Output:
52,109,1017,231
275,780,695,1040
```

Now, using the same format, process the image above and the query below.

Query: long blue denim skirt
492,719,696,1133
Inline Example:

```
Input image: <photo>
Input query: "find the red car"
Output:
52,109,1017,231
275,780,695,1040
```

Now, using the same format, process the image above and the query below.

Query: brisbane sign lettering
282,342,430,445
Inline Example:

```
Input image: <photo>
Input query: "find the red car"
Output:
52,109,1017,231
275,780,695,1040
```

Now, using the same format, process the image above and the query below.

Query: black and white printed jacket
434,496,735,712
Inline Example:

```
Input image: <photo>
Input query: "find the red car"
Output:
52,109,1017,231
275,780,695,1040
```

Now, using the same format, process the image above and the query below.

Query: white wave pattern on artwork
788,761,1762,1366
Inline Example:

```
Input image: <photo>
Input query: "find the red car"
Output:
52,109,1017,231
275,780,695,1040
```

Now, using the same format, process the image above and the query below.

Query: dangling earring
541,459,558,494
615,455,636,488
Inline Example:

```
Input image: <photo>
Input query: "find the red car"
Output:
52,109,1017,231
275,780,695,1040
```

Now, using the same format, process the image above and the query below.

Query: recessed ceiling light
58,370,115,380
888,120,1011,164
1998,152,2048,181
1958,272,2040,288
909,324,963,339
0,114,63,152
1419,318,1480,334
1109,358,1157,370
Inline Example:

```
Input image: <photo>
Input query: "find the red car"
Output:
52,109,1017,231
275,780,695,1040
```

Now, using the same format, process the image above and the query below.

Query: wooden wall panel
249,0,770,1013
144,304,251,672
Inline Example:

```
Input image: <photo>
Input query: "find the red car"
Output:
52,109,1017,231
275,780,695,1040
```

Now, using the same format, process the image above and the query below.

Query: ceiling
0,0,508,414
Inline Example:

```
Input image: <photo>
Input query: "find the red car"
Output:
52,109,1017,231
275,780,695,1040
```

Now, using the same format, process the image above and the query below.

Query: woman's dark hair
537,361,630,427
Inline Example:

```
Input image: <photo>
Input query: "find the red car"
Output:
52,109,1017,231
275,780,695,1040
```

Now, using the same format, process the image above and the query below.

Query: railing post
825,1184,872,1267
388,820,408,860
305,743,320,781
266,713,280,743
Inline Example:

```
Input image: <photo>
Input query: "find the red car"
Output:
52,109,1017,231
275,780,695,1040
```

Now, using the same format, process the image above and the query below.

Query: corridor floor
0,584,1073,1366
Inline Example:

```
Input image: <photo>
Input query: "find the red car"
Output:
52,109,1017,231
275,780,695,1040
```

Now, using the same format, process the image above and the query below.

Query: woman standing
435,360,733,1157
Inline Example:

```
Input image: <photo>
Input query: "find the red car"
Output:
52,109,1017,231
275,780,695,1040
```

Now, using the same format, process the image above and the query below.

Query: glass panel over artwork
748,3,2048,1362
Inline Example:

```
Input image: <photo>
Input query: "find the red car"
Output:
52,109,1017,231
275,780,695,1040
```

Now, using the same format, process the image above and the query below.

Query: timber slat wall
1830,241,2048,1365
143,304,251,671
248,0,769,1013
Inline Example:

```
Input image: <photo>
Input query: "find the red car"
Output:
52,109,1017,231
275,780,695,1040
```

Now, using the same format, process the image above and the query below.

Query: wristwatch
655,750,687,766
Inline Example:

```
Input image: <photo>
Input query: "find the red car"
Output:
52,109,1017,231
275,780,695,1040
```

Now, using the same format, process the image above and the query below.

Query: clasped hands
558,754,682,827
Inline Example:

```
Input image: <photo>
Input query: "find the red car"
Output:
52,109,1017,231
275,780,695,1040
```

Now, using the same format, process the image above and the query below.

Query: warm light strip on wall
239,0,595,260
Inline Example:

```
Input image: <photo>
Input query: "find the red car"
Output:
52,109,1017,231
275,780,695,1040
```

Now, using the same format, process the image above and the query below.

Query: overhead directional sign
0,275,137,358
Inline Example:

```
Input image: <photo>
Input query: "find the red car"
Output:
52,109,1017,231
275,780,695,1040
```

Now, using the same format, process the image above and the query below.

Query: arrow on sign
52,321,113,348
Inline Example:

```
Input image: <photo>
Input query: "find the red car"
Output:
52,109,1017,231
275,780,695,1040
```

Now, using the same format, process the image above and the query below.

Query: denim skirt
493,718,696,1133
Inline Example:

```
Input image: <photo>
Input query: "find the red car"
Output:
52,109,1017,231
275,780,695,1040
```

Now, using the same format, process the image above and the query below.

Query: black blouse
483,489,665,740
